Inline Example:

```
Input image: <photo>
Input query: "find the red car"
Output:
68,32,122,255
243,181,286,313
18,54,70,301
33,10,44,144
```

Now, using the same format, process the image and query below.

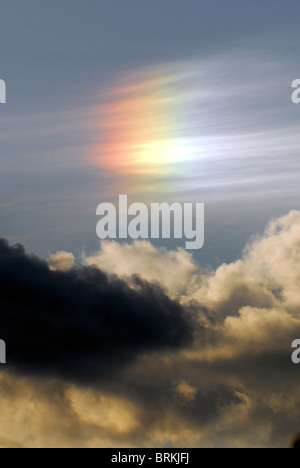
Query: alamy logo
291,79,300,104
291,339,300,364
96,195,204,250
0,340,6,364
0,79,6,104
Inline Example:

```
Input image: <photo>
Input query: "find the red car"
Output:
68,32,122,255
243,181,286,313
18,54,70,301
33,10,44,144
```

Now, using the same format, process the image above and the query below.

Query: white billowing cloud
193,210,300,314
84,210,300,380
47,251,75,272
84,210,300,314
83,240,201,298
242,210,300,309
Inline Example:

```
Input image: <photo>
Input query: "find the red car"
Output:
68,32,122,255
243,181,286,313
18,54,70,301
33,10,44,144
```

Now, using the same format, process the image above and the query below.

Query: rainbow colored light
89,67,198,182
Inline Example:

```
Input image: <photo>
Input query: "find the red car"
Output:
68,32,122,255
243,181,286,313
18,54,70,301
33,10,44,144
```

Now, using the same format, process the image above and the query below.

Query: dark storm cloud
0,239,194,383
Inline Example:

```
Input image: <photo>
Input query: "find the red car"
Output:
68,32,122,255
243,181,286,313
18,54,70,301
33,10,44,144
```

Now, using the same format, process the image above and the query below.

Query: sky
0,0,300,448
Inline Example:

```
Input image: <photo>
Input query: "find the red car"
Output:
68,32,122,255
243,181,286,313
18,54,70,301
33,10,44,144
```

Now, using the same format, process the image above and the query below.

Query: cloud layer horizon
0,210,300,447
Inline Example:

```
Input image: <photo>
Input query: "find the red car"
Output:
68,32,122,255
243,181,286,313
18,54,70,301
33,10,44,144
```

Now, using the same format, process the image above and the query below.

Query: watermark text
0,340,6,364
96,195,204,250
291,79,300,104
0,79,6,104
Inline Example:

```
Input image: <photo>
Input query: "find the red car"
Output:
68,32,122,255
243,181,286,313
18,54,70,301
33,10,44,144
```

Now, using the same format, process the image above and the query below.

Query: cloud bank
1,211,300,447
0,239,193,383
